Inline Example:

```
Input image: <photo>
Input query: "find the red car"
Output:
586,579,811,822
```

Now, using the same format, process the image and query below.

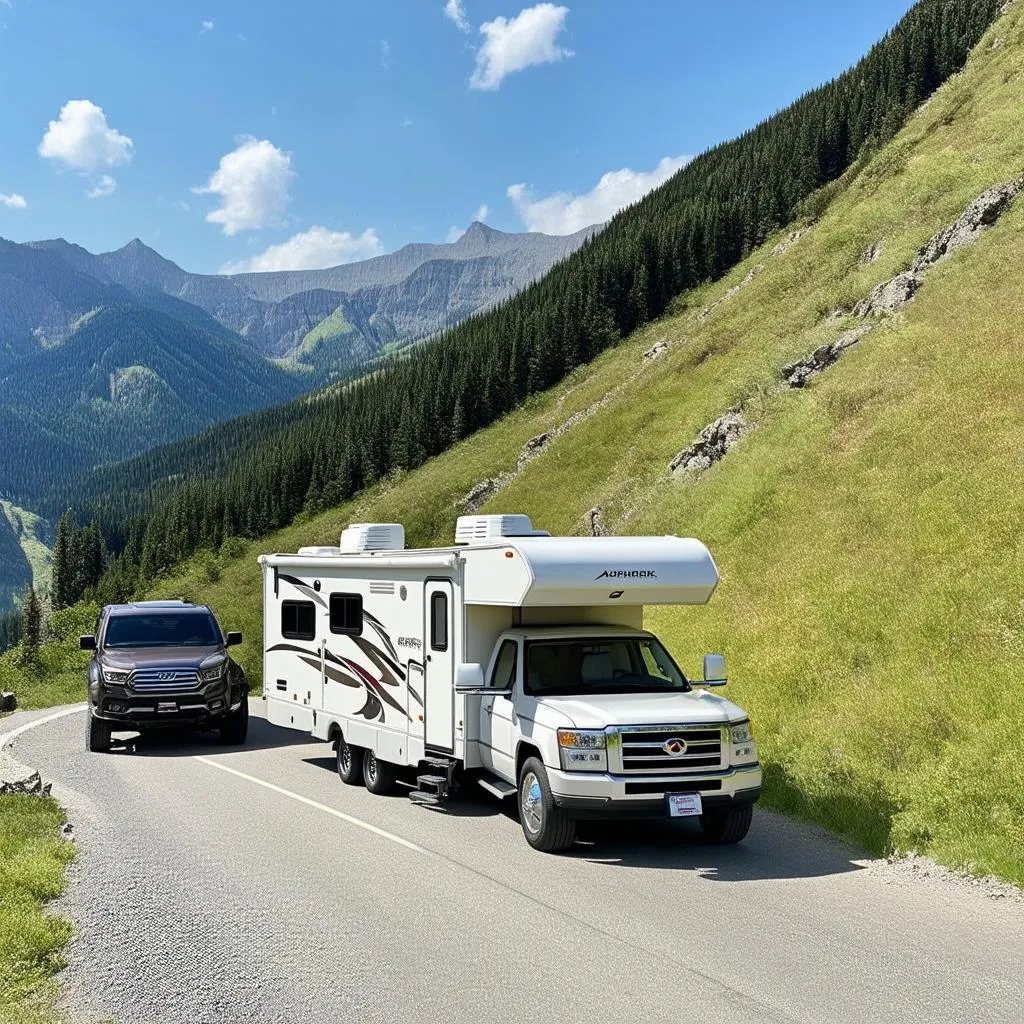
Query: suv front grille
619,726,724,773
129,668,201,693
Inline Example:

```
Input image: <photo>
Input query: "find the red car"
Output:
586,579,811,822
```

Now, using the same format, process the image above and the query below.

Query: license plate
667,792,703,818
157,702,177,714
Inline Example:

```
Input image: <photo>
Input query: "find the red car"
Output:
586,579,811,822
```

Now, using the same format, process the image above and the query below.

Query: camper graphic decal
277,573,326,608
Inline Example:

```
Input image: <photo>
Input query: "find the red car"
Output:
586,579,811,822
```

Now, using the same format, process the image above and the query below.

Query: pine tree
18,586,42,667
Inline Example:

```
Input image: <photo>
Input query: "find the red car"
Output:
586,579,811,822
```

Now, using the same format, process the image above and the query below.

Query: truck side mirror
225,631,243,647
79,635,97,651
702,653,727,686
455,663,485,693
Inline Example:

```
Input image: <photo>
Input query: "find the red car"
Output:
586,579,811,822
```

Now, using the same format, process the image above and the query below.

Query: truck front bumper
547,762,762,818
89,680,244,729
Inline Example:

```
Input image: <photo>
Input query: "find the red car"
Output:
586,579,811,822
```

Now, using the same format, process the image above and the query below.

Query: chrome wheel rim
521,771,543,834
366,752,377,783
339,741,351,775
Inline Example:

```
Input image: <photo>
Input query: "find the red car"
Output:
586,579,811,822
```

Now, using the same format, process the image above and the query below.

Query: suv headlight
729,720,757,763
200,663,227,683
102,668,130,684
557,729,608,772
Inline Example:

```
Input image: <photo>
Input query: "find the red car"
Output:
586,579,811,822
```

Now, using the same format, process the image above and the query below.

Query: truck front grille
619,726,724,773
129,668,201,693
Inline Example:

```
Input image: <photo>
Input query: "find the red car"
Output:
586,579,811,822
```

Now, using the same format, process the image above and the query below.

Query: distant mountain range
0,222,599,507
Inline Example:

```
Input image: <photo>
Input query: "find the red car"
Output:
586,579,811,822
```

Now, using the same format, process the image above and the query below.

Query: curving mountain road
4,701,1023,1024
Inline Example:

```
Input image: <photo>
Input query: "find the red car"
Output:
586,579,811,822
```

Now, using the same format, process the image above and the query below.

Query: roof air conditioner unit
297,546,342,557
455,514,550,546
339,523,406,554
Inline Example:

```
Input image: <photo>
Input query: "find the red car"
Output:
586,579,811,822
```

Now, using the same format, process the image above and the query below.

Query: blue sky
0,0,916,275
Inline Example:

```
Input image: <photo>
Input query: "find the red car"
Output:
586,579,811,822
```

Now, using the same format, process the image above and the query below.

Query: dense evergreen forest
51,0,1002,597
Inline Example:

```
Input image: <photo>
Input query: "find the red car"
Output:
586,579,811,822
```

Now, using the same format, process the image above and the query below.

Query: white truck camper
259,515,761,851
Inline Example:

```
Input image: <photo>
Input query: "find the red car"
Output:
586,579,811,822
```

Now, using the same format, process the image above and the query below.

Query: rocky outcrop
860,241,884,265
773,229,808,257
781,327,874,388
0,692,16,713
669,411,750,476
852,272,921,317
0,756,51,796
586,507,606,536
700,265,764,320
643,339,670,360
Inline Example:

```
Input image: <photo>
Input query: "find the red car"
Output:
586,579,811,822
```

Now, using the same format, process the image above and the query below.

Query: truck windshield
524,637,689,695
104,613,221,648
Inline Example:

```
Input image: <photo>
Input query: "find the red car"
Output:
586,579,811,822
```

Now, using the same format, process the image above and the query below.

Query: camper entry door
424,580,455,752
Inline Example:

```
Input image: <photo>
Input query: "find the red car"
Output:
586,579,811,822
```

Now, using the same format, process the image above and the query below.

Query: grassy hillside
1,503,53,600
3,4,1022,883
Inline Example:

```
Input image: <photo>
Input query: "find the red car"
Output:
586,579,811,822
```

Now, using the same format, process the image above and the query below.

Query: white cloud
39,99,134,173
0,192,27,209
446,203,490,242
199,20,215,35
86,174,117,199
508,155,689,234
193,136,295,235
445,225,464,243
470,3,572,91
380,39,391,69
220,225,384,273
473,203,489,222
444,0,470,32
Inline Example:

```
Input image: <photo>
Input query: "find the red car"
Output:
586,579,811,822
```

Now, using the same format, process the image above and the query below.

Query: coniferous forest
49,0,1001,596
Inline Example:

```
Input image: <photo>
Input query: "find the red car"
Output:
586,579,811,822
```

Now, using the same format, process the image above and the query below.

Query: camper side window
281,600,315,641
430,592,448,651
329,593,363,636
490,639,518,691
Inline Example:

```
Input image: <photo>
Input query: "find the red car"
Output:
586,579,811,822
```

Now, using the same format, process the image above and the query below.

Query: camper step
408,790,441,807
423,756,457,771
477,774,517,800
417,773,449,792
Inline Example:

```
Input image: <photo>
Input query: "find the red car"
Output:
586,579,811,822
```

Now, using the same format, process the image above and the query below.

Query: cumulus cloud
199,20,215,34
193,137,295,235
508,155,690,234
0,192,27,209
86,174,117,199
444,0,470,32
220,225,384,273
39,100,134,174
470,3,572,91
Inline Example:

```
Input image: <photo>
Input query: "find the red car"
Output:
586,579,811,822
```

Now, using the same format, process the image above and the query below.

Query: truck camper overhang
463,536,719,607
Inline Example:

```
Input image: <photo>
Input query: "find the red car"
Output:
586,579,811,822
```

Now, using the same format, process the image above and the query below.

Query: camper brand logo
397,637,422,649
595,570,658,580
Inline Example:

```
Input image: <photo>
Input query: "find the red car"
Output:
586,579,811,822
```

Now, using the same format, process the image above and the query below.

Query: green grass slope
4,5,1023,882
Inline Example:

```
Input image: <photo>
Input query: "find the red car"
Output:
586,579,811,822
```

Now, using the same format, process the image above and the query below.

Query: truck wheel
518,757,576,852
85,712,111,753
700,804,753,844
219,699,249,745
336,734,364,786
363,749,397,795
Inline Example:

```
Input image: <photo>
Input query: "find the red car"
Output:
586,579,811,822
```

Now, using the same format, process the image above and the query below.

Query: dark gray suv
80,601,249,752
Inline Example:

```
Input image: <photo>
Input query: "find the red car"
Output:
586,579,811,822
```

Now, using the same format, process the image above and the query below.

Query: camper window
282,600,315,641
490,639,518,690
430,592,448,651
329,593,363,636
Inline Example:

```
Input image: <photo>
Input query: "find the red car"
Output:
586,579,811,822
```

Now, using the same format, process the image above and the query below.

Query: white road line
0,703,86,751
193,756,428,854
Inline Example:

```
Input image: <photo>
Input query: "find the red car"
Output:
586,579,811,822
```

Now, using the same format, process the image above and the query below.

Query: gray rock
0,692,16,713
853,272,921,317
910,180,1021,273
463,479,497,509
669,410,750,476
643,339,670,360
586,507,606,537
773,230,807,257
782,326,873,388
859,241,884,265
0,755,52,796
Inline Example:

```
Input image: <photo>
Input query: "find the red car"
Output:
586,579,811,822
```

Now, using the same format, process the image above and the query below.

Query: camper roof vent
297,546,342,557
339,523,405,554
455,514,550,546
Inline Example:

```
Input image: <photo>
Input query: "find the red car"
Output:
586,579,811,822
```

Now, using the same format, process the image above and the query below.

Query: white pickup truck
260,514,760,852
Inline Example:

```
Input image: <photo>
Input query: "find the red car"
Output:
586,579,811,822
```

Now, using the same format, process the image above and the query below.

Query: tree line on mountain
50,0,1002,597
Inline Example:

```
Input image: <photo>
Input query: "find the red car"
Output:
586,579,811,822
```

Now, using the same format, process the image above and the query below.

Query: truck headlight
557,729,608,772
200,664,227,683
102,668,130,684
729,720,757,763
729,721,753,744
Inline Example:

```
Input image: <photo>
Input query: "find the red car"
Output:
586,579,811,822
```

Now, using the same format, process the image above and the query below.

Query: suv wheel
336,734,364,785
219,699,249,745
518,757,576,852
699,804,753,844
85,712,112,753
363,749,397,795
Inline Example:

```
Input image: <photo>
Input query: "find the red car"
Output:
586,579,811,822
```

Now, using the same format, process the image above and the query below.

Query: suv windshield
104,612,221,649
524,637,690,696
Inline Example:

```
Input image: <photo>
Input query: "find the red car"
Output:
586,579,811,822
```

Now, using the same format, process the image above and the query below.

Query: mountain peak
461,221,500,241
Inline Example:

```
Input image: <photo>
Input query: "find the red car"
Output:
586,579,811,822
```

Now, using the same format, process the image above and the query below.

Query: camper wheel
363,749,398,795
336,734,364,786
518,757,576,853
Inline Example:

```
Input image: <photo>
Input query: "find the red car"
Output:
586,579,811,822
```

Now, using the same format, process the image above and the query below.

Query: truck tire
219,698,249,745
700,804,753,844
518,757,576,853
85,712,111,753
363,749,397,795
336,734,364,786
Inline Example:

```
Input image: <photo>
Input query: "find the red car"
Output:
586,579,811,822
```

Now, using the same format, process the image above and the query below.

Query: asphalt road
4,701,1023,1024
